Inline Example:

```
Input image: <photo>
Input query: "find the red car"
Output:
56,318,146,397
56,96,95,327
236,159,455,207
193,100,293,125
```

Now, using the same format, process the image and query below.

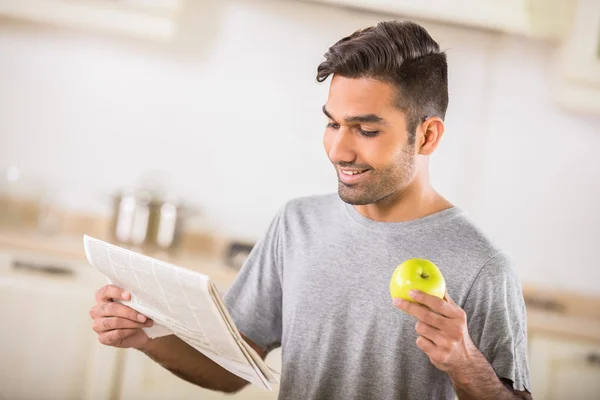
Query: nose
326,127,356,164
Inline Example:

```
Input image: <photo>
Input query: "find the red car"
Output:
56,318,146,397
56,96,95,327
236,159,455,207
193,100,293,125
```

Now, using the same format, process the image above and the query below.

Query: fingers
394,298,447,329
415,321,444,345
416,335,435,354
89,301,150,324
98,328,148,348
95,284,130,303
91,285,148,323
93,317,153,333
408,290,458,318
92,285,152,349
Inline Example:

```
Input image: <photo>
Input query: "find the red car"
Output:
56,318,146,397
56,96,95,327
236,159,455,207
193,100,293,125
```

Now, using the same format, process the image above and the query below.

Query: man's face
323,76,417,205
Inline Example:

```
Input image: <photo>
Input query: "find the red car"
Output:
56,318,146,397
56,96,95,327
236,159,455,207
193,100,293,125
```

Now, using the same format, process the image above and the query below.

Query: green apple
389,258,446,301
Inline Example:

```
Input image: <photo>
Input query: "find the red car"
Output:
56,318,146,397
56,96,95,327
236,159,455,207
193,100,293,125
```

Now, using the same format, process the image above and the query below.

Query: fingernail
122,292,130,300
409,290,419,299
137,314,146,322
393,298,404,307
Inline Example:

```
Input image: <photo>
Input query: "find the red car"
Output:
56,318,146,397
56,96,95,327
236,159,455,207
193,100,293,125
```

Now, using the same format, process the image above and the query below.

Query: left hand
393,290,477,374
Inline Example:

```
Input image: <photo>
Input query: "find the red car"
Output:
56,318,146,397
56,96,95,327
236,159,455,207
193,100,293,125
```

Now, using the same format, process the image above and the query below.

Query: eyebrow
322,105,387,125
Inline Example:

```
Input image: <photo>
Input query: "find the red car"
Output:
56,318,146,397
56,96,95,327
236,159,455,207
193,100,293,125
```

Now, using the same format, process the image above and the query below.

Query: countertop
2,228,600,342
0,228,240,287
522,285,600,343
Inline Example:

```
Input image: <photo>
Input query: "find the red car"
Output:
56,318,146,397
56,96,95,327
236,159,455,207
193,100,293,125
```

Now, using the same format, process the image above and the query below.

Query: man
90,21,532,399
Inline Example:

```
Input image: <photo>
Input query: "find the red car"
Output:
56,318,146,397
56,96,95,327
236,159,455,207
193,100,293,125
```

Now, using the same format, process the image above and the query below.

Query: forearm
449,349,519,400
138,335,248,393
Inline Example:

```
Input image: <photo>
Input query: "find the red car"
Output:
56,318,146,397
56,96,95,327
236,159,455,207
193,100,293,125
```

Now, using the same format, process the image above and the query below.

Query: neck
353,173,453,223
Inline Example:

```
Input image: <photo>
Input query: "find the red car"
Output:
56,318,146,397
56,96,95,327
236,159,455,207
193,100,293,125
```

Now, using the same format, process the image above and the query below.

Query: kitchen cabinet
0,0,182,40
0,250,119,400
295,0,574,40
529,334,600,400
119,345,281,400
0,231,280,400
6,230,600,400
556,0,600,114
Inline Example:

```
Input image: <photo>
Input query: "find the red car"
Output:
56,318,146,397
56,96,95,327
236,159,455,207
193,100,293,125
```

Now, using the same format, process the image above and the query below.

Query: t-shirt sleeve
223,206,285,353
462,252,531,392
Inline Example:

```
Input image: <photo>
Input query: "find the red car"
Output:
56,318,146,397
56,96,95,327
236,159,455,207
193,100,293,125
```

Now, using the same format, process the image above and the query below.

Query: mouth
338,168,370,184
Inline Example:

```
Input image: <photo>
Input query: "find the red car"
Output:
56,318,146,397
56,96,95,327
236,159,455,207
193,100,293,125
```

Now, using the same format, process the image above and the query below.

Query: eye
326,121,340,129
359,128,380,138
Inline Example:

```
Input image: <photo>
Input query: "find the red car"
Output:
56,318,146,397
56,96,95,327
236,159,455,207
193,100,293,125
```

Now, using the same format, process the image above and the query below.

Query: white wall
471,36,600,294
1,0,599,294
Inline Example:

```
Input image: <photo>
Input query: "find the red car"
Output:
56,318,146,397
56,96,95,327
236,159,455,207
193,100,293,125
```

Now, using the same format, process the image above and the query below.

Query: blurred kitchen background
1,0,600,399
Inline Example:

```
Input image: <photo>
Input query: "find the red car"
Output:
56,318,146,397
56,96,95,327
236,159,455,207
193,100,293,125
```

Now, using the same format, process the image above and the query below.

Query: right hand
89,284,154,349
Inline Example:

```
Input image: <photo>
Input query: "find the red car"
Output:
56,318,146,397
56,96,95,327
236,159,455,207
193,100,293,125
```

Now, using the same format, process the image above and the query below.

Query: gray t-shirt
224,194,530,399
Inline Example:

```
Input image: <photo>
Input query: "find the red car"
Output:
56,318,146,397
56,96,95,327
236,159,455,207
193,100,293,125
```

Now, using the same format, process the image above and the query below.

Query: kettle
110,189,193,250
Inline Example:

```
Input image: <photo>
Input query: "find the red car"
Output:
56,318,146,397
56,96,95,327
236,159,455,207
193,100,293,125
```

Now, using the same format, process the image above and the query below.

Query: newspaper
83,235,279,391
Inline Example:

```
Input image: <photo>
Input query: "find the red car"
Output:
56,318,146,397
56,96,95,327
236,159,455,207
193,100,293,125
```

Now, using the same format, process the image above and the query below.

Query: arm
449,349,532,399
90,284,266,393
138,332,266,393
394,290,532,400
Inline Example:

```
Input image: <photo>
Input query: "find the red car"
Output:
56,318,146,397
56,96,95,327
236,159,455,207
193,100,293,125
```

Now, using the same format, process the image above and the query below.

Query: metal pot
110,190,191,250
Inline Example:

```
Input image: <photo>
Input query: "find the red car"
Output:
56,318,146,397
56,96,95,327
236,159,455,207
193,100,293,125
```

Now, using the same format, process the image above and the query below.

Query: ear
418,117,445,155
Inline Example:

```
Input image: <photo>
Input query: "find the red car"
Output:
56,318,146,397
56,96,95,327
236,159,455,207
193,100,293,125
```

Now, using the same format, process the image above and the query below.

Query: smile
338,168,370,184
341,169,368,176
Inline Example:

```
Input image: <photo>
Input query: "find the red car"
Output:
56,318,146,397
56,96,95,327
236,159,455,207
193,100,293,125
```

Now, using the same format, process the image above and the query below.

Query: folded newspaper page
83,235,279,391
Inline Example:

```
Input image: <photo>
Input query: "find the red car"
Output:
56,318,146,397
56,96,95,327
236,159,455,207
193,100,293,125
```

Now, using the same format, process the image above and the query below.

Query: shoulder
451,214,520,284
449,213,519,285
478,251,518,281
442,211,505,265
432,211,522,304
433,210,520,283
467,251,523,308
463,249,525,322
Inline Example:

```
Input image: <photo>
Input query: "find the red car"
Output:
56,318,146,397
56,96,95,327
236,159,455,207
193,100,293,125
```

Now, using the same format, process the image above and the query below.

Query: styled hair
317,21,449,144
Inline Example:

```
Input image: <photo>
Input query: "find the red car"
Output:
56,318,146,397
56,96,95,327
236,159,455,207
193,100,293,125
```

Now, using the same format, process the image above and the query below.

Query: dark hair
317,21,448,144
